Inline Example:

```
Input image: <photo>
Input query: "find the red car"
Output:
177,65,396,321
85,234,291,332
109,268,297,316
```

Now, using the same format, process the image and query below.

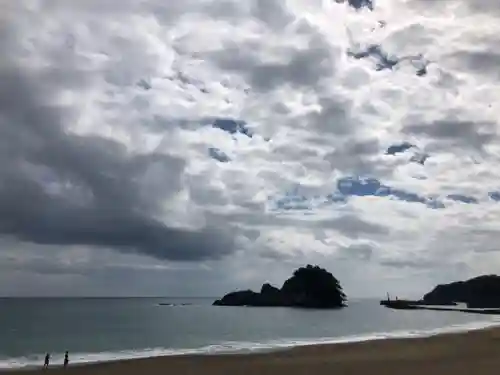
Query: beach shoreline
4,325,500,375
2,319,499,371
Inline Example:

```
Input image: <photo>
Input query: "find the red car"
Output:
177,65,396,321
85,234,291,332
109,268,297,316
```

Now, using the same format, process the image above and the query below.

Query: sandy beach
5,326,500,375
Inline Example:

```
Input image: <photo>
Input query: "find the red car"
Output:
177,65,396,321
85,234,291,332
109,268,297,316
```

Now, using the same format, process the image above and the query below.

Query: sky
1,0,500,298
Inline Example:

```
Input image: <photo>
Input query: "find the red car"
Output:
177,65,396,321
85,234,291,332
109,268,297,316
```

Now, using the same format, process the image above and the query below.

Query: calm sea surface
1,297,499,368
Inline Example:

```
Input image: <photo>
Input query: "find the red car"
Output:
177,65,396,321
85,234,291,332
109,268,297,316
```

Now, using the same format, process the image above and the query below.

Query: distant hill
213,265,346,309
423,275,500,308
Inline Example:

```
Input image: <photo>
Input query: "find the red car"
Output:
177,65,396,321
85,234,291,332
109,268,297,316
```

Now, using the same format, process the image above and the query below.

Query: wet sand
5,326,500,375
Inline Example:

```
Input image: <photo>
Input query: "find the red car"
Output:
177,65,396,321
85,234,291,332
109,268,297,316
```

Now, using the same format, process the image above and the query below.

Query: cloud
338,243,374,260
326,215,389,239
403,120,497,152
0,41,237,262
411,0,500,15
3,0,500,297
324,137,381,175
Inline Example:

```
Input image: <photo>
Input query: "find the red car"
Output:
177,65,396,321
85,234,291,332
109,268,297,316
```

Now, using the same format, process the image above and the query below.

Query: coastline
4,325,500,375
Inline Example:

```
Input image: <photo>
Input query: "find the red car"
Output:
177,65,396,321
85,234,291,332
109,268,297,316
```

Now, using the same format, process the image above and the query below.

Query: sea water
1,297,499,369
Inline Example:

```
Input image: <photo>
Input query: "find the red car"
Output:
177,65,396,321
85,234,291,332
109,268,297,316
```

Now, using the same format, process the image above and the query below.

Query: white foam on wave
2,319,500,369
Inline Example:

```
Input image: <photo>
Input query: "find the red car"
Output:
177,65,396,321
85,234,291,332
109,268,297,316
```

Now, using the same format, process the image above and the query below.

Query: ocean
1,297,499,369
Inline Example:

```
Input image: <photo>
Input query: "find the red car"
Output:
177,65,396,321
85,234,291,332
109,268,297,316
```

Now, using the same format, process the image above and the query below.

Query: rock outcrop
422,275,500,308
213,265,346,309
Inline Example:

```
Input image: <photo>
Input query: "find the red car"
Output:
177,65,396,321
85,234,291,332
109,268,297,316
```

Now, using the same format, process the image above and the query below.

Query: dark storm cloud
210,34,335,93
462,0,500,13
338,243,373,260
403,120,497,151
411,0,500,14
327,215,389,239
324,138,381,175
0,66,236,262
250,0,294,29
379,258,435,269
449,50,500,81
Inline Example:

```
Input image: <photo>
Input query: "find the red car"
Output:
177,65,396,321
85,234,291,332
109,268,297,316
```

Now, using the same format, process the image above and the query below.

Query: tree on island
283,265,346,308
213,264,347,309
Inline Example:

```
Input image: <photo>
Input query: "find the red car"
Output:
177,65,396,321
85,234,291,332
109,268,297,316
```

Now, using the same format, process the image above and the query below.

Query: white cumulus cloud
1,0,500,298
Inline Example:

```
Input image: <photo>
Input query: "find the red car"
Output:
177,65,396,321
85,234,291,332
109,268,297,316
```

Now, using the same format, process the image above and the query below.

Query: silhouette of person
43,353,50,369
64,351,69,368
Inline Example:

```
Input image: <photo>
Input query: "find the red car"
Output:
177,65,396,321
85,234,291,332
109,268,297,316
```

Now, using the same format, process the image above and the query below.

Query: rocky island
423,274,500,308
213,265,346,309
381,274,500,314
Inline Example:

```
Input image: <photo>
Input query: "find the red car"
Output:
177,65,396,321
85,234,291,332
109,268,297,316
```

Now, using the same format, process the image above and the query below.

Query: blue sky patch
212,118,252,138
447,194,478,204
489,192,500,201
208,147,230,162
386,142,415,155
269,177,487,211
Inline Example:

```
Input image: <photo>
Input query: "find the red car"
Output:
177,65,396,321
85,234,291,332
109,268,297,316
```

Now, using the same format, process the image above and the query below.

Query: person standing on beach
64,351,69,368
43,353,50,369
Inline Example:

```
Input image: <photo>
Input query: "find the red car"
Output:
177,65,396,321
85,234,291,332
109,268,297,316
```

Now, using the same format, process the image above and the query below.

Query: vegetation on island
213,265,346,309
